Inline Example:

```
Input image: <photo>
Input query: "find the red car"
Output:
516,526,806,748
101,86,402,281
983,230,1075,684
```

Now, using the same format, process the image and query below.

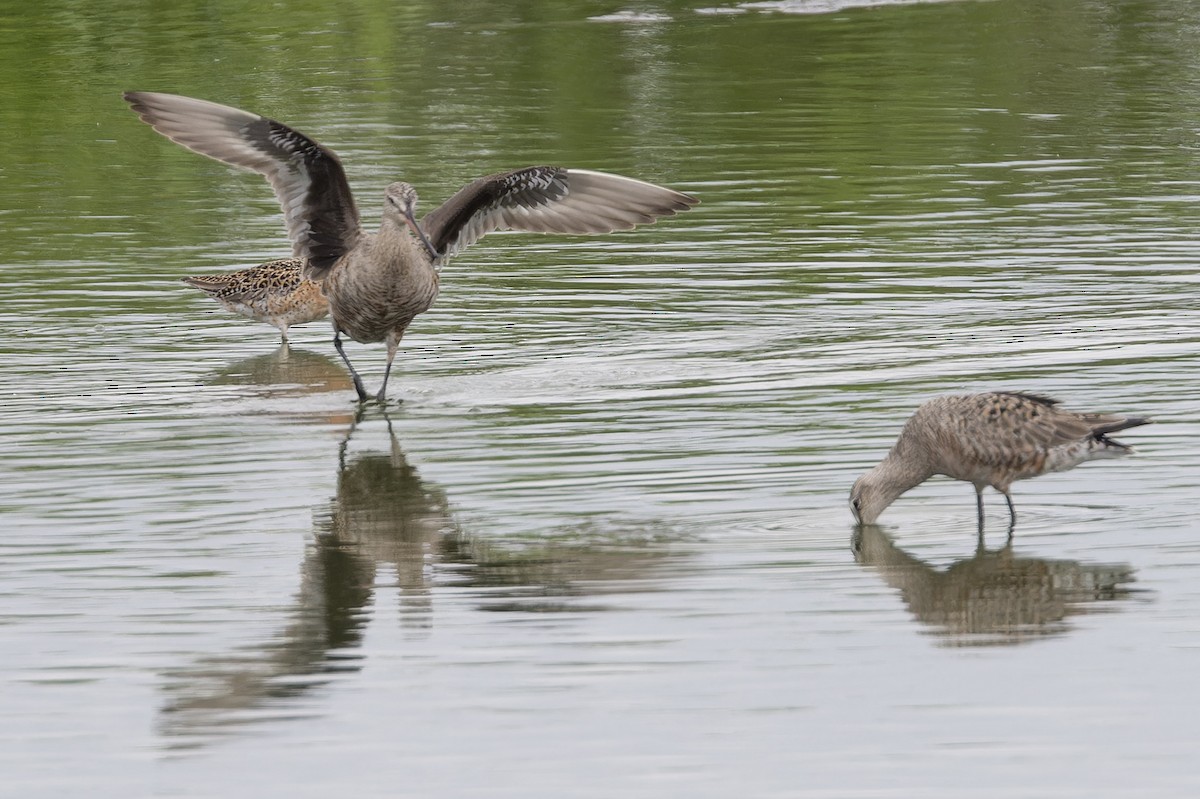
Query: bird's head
384,182,419,219
383,182,436,258
849,469,892,526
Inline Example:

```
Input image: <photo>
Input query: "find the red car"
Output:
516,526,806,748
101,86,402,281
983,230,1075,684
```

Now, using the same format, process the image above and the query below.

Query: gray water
3,0,1200,796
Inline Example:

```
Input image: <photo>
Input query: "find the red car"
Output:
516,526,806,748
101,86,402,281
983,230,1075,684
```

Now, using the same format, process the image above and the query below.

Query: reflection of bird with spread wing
159,416,458,741
852,524,1139,646
160,414,676,743
316,414,459,624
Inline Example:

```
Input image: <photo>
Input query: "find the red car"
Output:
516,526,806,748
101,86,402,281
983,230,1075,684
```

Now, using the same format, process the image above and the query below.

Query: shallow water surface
3,1,1200,796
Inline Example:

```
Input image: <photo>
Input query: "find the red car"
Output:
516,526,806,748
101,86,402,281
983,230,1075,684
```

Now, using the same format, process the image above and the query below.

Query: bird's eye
851,498,861,510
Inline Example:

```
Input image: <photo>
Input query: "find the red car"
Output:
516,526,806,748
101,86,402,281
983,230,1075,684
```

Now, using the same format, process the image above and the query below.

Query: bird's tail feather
179,275,225,294
1092,416,1151,453
1093,416,1152,437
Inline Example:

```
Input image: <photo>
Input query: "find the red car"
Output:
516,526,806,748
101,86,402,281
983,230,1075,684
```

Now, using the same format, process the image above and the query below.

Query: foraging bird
123,91,698,402
849,392,1150,527
181,257,328,343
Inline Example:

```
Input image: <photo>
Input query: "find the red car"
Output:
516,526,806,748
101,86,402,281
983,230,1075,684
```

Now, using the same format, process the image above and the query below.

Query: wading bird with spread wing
125,91,697,402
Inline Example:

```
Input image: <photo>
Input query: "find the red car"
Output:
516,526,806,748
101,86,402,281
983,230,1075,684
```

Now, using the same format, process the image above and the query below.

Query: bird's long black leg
375,331,403,403
333,331,370,403
376,360,394,403
975,487,985,529
1003,492,1017,539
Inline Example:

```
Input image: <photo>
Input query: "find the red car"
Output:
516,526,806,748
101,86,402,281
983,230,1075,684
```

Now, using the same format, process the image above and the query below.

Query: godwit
124,91,698,402
181,257,327,343
849,391,1150,527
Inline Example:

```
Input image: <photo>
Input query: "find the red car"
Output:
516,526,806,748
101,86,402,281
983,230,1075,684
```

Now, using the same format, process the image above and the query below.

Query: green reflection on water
7,0,1200,285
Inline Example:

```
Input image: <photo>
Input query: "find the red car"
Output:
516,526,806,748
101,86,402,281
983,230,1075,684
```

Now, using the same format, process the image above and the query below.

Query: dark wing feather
958,393,1139,462
927,393,1088,470
419,167,697,263
993,391,1061,408
123,91,360,277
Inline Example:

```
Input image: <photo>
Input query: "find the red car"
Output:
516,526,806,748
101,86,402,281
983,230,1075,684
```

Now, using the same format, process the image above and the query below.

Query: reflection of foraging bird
181,257,328,343
850,392,1151,527
124,91,698,403
852,523,1136,645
